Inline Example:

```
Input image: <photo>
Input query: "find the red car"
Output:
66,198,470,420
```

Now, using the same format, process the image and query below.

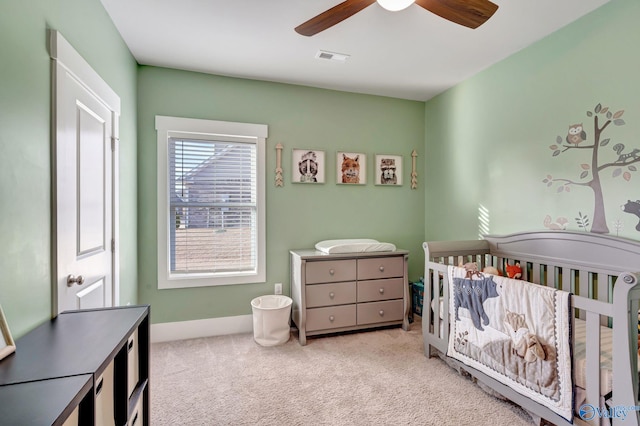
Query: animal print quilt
446,265,573,421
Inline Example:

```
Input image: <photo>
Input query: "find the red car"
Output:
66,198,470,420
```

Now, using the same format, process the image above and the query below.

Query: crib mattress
573,319,614,395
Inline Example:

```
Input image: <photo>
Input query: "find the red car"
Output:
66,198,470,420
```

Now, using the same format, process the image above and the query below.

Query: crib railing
422,238,640,426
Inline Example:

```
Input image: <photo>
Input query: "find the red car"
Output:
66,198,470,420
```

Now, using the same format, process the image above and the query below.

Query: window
156,116,267,288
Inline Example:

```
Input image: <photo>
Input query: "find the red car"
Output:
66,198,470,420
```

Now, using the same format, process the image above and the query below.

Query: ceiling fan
295,0,499,36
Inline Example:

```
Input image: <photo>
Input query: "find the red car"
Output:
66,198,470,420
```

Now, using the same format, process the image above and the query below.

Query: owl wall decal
566,123,587,146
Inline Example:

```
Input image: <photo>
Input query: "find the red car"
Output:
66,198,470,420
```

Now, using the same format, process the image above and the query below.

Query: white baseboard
151,314,253,343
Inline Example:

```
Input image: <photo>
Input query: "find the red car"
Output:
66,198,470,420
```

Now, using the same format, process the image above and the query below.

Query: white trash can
251,295,293,346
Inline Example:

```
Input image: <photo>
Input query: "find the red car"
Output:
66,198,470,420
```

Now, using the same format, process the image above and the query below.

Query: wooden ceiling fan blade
415,0,499,29
295,0,377,37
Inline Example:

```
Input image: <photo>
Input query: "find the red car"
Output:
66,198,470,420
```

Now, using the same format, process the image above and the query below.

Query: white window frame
156,115,267,289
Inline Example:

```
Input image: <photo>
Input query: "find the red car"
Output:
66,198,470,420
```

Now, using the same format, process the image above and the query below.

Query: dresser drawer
127,329,139,399
306,259,356,284
128,395,143,426
357,300,404,325
357,278,404,302
95,360,115,426
306,305,356,331
62,406,79,426
306,282,356,308
357,257,404,280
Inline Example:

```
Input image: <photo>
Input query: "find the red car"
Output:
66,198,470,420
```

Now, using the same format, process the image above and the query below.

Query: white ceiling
99,0,611,101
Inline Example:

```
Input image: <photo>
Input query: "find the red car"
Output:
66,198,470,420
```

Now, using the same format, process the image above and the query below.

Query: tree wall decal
542,103,640,234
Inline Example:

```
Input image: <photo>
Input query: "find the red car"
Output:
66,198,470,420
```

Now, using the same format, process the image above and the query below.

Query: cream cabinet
290,250,410,345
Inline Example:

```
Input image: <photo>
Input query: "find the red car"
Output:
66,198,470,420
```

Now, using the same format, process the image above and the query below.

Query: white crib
423,231,640,426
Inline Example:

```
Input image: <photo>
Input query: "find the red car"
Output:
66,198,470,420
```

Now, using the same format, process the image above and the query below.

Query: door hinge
111,136,119,152
111,239,115,252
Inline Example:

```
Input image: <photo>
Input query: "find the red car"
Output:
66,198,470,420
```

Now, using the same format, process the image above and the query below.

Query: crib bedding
314,238,396,254
446,266,573,421
433,295,637,398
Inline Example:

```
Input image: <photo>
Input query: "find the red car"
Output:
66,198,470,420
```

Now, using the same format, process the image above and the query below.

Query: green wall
0,0,138,338
137,67,426,324
424,0,640,242
3,0,635,334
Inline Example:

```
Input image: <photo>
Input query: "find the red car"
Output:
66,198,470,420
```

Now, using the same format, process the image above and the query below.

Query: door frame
49,30,121,316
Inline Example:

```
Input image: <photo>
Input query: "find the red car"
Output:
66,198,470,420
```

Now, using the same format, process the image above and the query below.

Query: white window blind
169,138,257,275
156,115,266,289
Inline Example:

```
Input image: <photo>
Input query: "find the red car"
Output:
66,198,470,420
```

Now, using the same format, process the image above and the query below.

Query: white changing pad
315,239,396,254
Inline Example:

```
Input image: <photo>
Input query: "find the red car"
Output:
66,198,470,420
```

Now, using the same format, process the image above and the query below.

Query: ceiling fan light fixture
376,0,415,12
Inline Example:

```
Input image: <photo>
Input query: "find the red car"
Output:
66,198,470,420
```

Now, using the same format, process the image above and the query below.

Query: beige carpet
150,318,535,425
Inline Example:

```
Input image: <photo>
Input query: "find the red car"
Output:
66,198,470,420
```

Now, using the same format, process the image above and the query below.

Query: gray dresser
290,249,410,345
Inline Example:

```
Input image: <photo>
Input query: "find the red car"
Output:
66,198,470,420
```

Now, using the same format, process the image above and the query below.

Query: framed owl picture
336,152,366,185
292,149,325,184
375,154,402,186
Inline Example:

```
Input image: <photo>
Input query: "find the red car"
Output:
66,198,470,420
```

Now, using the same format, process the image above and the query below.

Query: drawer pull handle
128,338,134,352
379,266,385,272
131,411,139,425
329,292,335,299
379,288,384,294
379,310,384,317
329,269,335,275
96,378,104,396
329,315,335,322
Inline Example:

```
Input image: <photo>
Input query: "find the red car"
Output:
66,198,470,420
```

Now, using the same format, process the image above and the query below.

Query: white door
51,31,120,314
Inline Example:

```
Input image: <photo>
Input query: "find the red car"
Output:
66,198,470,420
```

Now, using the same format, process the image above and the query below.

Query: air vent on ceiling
315,50,350,62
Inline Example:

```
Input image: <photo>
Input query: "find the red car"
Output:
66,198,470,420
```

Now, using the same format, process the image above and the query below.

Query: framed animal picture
336,152,366,185
292,149,325,183
375,154,402,186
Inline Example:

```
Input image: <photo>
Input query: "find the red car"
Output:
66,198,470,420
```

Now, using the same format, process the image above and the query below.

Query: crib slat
442,272,450,341
584,311,601,425
548,266,559,289
532,262,541,284
578,270,589,297
430,268,441,338
596,273,609,326
560,267,570,292
477,254,487,271
578,270,589,320
596,273,608,302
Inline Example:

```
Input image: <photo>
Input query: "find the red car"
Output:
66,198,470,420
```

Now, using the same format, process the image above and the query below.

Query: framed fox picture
336,152,366,185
